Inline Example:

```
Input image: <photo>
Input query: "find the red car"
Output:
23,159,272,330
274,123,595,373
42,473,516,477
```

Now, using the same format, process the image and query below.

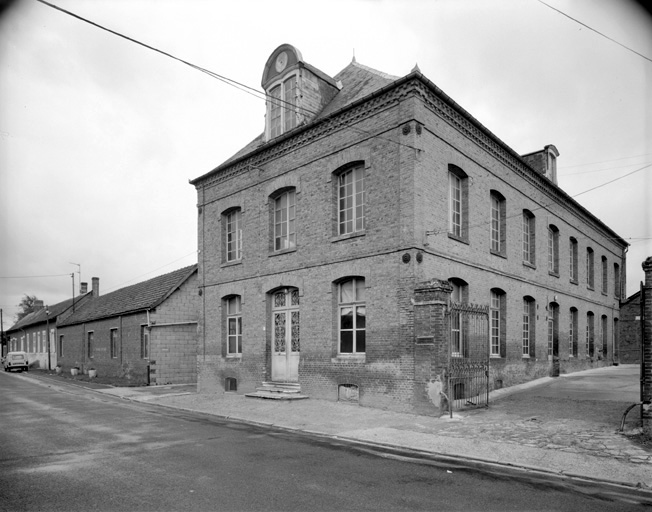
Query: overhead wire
537,0,652,64
35,0,418,151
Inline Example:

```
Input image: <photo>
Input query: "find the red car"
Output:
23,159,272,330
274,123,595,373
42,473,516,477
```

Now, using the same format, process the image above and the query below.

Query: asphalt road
0,371,645,511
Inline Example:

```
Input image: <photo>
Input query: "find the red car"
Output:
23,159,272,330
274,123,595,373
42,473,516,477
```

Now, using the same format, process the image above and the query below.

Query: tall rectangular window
274,190,296,251
586,312,594,357
141,326,149,359
338,166,365,235
225,209,242,262
87,331,94,359
586,248,595,289
614,263,621,299
522,211,535,265
490,290,504,356
601,256,608,294
339,278,366,354
569,308,578,357
490,196,501,252
601,315,608,357
569,237,578,282
226,296,242,355
58,335,64,357
449,172,462,237
548,225,559,274
283,76,297,133
110,329,118,359
522,298,533,357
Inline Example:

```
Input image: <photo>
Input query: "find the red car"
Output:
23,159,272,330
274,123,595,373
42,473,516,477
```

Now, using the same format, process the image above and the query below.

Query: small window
339,278,366,354
489,192,506,256
586,248,595,289
110,329,118,359
548,225,559,275
141,325,149,359
226,296,242,355
58,335,64,357
224,209,243,262
225,377,238,392
274,189,296,251
569,237,578,283
522,210,535,265
87,331,94,359
338,165,365,236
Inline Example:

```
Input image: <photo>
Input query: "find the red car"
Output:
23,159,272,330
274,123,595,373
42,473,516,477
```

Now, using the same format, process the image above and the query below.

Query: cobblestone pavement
413,395,652,464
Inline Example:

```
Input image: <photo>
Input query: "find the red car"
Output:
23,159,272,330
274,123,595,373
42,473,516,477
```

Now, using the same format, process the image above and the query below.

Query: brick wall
193,74,627,413
620,293,642,364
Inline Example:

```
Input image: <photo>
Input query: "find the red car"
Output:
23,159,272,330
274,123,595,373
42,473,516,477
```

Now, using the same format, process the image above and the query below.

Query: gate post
642,257,652,437
413,279,452,415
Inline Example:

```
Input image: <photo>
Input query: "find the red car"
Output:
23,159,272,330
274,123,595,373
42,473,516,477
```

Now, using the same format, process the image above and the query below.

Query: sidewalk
22,365,652,495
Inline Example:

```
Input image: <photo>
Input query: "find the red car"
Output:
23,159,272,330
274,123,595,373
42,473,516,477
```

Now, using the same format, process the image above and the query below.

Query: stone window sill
447,232,469,245
331,354,366,363
331,230,366,243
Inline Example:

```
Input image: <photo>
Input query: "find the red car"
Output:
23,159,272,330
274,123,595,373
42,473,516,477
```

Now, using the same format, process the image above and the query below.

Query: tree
16,294,40,322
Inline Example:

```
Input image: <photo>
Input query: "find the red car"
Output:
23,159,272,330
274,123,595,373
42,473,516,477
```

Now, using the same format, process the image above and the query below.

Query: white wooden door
271,289,300,382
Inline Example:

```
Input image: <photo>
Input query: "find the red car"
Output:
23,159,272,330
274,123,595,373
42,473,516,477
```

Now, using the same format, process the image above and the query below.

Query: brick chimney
80,282,88,294
92,277,100,297
33,300,45,310
522,144,559,185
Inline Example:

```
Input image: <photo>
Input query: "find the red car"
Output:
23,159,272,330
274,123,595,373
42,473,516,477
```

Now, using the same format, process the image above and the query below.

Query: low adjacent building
57,265,199,385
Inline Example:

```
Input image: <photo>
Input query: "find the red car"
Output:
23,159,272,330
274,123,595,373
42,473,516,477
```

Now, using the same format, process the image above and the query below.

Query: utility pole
45,306,51,371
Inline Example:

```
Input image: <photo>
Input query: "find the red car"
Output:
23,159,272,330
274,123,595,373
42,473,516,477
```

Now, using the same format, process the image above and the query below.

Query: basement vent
225,377,237,392
338,384,359,403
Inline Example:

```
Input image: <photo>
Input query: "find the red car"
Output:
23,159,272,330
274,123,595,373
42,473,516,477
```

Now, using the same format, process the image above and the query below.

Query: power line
562,162,651,176
35,0,419,152
572,163,652,198
537,0,652,64
559,152,652,169
0,273,70,279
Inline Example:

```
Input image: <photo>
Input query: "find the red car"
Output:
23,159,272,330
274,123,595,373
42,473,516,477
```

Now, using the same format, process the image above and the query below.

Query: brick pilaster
413,279,452,414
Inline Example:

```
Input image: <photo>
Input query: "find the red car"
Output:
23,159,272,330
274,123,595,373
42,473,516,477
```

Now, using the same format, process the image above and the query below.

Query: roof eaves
150,265,198,309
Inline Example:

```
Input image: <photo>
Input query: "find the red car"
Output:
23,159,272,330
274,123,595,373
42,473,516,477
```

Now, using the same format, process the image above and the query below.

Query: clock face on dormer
275,51,288,73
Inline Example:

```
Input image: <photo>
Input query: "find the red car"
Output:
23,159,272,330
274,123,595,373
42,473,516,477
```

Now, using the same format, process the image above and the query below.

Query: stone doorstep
245,381,309,400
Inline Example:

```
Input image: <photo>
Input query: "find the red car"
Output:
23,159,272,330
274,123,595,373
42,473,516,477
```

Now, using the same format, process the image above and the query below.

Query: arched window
569,237,578,283
601,256,608,294
569,307,578,357
272,189,296,251
547,303,559,357
522,210,536,265
522,296,535,357
337,165,365,236
338,278,366,354
490,191,506,256
490,288,506,357
586,248,595,289
448,165,468,241
223,208,242,262
586,312,595,357
548,225,559,275
449,278,468,357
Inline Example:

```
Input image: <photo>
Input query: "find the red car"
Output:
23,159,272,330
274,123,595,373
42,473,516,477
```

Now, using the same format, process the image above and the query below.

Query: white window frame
338,166,365,236
338,278,366,354
548,225,559,274
522,212,535,265
110,328,118,359
225,209,242,262
226,296,242,356
522,299,531,357
274,190,296,251
569,237,578,282
586,248,595,289
449,172,462,237
490,291,502,356
268,74,297,139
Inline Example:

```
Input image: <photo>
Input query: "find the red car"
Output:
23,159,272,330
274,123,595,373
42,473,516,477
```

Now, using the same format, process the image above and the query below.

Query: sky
1,0,651,330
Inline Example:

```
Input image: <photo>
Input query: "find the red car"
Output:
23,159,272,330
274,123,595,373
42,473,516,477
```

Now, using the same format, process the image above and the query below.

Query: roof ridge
350,60,400,81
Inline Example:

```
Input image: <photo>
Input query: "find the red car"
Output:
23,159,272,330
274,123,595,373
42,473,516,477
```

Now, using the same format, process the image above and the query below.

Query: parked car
3,351,29,372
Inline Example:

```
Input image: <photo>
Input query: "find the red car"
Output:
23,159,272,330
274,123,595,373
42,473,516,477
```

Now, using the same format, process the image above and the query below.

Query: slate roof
7,294,90,333
194,60,397,177
58,265,197,327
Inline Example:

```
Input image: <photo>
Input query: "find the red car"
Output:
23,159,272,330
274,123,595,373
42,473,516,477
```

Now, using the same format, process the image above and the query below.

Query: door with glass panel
271,288,300,382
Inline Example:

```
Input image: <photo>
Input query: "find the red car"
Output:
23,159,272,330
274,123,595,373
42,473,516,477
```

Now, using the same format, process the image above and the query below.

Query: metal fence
447,302,490,416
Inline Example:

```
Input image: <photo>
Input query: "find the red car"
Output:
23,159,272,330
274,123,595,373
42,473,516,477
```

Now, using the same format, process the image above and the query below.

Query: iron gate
447,302,490,416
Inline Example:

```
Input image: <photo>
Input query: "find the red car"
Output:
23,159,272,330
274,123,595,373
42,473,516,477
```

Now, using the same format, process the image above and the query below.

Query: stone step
245,381,309,400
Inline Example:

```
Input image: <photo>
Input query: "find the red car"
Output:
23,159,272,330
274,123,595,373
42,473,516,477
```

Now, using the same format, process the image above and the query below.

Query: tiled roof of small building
58,265,197,326
7,294,90,332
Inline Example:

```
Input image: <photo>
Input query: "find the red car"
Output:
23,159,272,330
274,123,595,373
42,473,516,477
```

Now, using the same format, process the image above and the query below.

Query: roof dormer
261,44,340,142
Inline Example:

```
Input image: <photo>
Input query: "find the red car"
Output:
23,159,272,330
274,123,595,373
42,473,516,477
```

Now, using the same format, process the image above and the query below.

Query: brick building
619,291,642,364
190,44,627,413
57,265,198,385
5,291,93,370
